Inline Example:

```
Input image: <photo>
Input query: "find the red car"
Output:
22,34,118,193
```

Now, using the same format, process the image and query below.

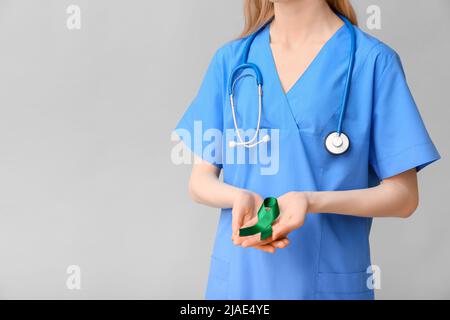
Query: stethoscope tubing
229,74,263,147
336,15,356,135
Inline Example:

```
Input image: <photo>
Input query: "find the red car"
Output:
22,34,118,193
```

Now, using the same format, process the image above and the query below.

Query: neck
270,0,343,45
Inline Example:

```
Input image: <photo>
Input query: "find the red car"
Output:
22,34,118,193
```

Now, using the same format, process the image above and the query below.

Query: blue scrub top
175,23,440,300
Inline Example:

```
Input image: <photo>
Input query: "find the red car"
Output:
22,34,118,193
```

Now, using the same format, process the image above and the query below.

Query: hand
231,190,262,236
234,192,309,248
231,190,289,253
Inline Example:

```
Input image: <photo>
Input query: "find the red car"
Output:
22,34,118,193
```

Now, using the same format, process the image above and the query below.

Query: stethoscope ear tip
262,134,270,142
229,141,237,148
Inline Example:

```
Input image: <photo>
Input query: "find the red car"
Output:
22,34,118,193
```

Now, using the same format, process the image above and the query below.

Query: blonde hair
240,0,358,38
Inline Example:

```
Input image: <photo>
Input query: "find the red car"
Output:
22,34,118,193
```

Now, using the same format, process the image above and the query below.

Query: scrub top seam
351,41,392,84
373,51,398,94
313,168,325,299
365,216,371,274
314,215,325,299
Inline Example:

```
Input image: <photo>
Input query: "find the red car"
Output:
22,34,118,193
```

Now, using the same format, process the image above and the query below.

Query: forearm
188,165,242,209
306,169,419,218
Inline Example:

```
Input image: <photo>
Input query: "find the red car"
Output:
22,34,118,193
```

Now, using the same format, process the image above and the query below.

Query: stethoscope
228,14,356,155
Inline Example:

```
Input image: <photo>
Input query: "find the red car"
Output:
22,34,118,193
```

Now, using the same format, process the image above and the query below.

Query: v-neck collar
262,22,346,97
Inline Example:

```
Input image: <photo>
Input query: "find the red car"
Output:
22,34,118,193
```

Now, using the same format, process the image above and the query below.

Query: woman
175,0,440,299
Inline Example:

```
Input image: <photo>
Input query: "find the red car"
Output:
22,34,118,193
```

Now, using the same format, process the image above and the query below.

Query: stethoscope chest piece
325,132,350,155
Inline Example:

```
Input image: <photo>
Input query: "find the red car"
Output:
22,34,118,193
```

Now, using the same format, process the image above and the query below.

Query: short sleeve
369,51,440,180
174,50,224,168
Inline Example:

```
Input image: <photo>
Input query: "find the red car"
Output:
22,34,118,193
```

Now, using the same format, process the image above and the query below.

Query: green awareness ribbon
239,197,280,240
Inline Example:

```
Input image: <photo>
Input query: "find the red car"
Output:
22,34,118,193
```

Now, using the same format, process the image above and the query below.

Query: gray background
0,0,448,299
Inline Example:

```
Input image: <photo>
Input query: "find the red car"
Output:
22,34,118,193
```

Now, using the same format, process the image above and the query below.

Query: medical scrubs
175,23,440,299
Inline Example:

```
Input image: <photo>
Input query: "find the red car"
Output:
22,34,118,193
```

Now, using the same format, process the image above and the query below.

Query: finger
270,236,289,246
232,234,246,245
271,240,288,249
271,239,289,249
232,216,260,244
241,234,274,248
253,245,276,254
238,233,288,248
233,232,259,246
241,227,292,247
235,214,292,246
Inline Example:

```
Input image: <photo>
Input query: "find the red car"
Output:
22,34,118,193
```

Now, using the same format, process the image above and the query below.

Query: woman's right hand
231,190,289,253
231,190,263,236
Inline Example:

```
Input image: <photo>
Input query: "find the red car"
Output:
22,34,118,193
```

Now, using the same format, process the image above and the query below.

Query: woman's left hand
233,192,309,248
